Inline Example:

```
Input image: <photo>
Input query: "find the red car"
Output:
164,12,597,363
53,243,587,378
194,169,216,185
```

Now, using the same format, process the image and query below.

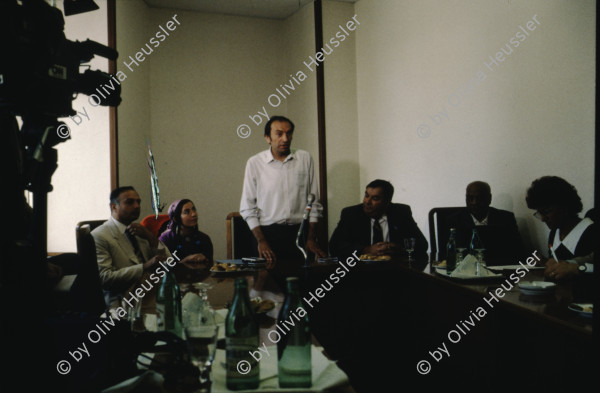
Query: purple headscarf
166,198,192,234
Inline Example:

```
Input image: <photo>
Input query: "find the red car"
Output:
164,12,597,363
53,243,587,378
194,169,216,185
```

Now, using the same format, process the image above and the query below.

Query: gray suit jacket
92,218,169,297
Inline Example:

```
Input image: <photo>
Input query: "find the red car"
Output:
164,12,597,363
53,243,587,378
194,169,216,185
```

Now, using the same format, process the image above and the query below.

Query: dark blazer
443,207,525,265
329,203,428,260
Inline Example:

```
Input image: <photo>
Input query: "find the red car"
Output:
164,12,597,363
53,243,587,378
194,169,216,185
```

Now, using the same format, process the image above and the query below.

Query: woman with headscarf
159,199,213,278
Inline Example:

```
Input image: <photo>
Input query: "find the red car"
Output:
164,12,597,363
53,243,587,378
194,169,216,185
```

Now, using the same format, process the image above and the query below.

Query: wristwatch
577,262,587,272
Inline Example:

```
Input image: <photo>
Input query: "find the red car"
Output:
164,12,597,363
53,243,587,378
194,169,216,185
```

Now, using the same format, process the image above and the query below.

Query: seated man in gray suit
92,186,170,301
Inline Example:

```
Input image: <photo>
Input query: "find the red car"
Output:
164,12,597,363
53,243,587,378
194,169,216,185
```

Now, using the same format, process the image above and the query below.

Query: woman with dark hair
159,199,213,280
526,176,595,280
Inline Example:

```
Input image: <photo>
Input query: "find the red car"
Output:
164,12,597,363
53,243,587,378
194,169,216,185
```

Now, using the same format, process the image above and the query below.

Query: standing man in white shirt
240,116,326,267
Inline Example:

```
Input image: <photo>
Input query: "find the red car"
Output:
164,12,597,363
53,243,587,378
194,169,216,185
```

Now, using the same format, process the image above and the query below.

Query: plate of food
358,254,391,262
568,303,593,318
433,260,447,269
250,297,276,315
210,262,254,275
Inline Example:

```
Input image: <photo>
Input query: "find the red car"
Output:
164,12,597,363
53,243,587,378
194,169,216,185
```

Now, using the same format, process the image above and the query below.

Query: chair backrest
75,223,98,266
76,220,105,235
226,212,257,259
140,214,170,237
428,207,463,262
75,221,110,312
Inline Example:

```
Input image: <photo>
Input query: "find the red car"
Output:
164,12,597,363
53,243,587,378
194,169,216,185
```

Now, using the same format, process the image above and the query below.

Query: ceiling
143,0,358,20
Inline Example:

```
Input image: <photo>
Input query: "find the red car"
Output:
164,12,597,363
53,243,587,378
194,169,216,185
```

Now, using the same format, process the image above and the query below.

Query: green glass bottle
226,278,259,390
277,277,312,388
156,269,183,338
469,227,484,254
446,228,457,273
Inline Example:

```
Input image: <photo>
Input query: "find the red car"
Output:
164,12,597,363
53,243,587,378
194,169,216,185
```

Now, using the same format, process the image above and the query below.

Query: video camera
0,0,121,120
1,0,121,166
0,0,121,248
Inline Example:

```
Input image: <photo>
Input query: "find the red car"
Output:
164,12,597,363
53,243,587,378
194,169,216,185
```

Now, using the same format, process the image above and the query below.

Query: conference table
132,253,594,392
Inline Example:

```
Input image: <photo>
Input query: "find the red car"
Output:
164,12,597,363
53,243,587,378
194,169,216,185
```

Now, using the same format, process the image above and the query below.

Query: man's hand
305,239,326,258
363,242,397,256
257,240,276,268
127,223,158,248
544,259,578,280
251,226,276,268
143,253,167,271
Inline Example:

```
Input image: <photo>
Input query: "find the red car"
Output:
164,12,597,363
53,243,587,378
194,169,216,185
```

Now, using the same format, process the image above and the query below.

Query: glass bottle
446,228,457,273
226,278,259,390
156,269,183,338
277,277,312,388
469,228,484,255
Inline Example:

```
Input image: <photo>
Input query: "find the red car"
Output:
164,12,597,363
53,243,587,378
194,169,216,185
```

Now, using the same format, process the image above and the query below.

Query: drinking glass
475,249,486,276
184,287,218,389
456,248,467,265
126,299,145,333
404,237,416,261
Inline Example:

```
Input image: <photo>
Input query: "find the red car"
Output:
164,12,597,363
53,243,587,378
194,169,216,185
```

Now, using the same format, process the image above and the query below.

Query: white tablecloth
211,345,349,393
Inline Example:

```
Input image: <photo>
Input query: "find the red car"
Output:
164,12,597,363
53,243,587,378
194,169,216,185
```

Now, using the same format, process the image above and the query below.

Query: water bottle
446,228,457,273
469,228,484,255
277,277,312,388
225,278,259,390
156,269,183,338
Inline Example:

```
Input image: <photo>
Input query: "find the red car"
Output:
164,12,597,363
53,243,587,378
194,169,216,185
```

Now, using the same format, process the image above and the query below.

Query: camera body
0,0,120,121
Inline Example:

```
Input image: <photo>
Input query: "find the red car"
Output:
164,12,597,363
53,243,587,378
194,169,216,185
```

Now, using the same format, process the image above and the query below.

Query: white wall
113,2,319,259
115,0,152,223
322,0,360,240
54,0,595,259
48,0,111,252
352,0,596,255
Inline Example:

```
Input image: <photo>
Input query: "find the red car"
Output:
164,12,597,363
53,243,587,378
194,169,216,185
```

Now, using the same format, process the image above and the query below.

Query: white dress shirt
371,215,389,243
240,149,322,230
471,214,488,226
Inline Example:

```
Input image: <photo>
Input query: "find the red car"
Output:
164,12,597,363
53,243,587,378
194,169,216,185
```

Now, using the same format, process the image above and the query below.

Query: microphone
302,194,315,221
296,194,315,265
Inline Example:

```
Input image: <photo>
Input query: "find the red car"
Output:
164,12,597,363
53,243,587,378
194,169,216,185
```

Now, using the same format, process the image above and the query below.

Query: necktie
372,219,383,244
126,231,145,262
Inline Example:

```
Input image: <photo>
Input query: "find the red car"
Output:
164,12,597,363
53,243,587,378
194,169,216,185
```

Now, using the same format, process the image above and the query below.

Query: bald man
443,181,525,265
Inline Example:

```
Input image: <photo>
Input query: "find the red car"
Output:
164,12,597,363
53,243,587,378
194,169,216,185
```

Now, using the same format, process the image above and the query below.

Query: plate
518,281,556,293
250,298,276,315
215,258,266,268
568,303,593,318
434,267,503,281
224,298,276,315
487,265,545,271
210,266,256,276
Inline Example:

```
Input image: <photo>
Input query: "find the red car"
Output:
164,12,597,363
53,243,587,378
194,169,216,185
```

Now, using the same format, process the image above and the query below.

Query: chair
76,219,105,235
226,212,257,259
428,207,463,262
75,220,111,310
140,214,170,237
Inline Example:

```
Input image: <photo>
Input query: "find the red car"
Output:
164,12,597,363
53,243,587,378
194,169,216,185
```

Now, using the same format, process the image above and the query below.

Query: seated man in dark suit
445,181,525,265
329,179,428,260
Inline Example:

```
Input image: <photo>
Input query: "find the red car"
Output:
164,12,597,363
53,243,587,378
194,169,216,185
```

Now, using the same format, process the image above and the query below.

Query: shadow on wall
517,217,536,256
326,159,362,229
